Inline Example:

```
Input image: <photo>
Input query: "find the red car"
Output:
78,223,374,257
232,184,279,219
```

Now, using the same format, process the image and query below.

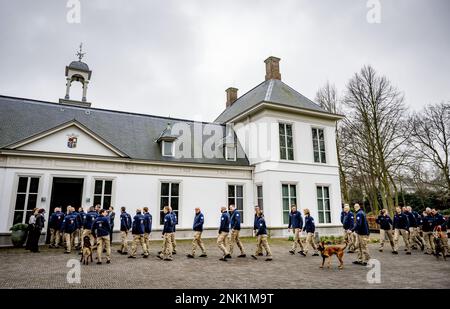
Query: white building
0,55,344,245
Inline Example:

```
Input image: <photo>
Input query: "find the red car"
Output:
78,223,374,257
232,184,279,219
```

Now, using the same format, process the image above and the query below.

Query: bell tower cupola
59,43,92,107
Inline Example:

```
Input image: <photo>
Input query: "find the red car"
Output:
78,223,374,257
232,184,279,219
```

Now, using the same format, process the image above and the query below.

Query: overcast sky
0,0,449,122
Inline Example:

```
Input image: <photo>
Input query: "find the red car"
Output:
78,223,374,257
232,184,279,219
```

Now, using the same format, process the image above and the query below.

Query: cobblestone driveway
0,238,449,289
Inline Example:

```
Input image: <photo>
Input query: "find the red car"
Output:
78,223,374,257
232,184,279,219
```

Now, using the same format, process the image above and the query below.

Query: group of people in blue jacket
341,203,449,265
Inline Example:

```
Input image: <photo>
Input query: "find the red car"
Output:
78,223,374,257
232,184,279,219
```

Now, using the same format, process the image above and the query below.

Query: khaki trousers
160,233,173,259
50,228,61,247
423,231,435,254
303,232,318,254
217,231,230,256
291,228,305,252
64,232,76,252
120,231,129,253
97,235,111,262
229,229,245,255
144,233,150,252
256,235,272,257
192,231,206,255
130,234,148,257
441,232,449,256
394,229,410,252
343,230,356,251
170,233,177,252
379,229,395,250
409,227,424,248
255,232,263,255
356,234,370,263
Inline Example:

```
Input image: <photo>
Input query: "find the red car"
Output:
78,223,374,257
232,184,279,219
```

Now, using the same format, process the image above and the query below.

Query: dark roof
214,79,335,123
0,95,249,166
68,61,90,71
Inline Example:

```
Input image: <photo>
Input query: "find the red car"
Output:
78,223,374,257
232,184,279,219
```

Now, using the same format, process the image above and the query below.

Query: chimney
264,56,281,81
226,87,238,108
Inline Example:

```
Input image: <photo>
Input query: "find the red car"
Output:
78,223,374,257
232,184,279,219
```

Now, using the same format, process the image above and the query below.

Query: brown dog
80,235,93,265
317,241,347,269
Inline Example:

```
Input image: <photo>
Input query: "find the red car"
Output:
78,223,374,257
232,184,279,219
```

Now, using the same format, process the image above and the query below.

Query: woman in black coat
29,209,46,253
25,208,38,250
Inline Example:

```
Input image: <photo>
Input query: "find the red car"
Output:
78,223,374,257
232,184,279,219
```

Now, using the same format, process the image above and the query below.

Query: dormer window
162,140,175,157
156,123,177,158
225,144,237,161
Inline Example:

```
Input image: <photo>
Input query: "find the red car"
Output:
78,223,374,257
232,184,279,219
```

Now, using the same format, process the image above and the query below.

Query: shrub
10,223,28,231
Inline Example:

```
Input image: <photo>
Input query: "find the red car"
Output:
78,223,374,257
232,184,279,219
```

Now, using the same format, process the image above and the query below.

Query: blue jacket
61,214,77,233
303,215,315,233
405,211,417,228
256,216,268,236
230,210,241,230
421,215,434,232
253,214,259,230
219,211,230,233
433,213,447,231
91,216,111,237
132,214,146,235
143,212,152,233
353,209,370,235
171,212,178,232
120,212,132,231
193,212,204,232
393,212,409,230
49,211,65,230
376,215,392,230
74,211,83,229
342,211,355,230
163,213,175,234
288,211,303,229
82,211,98,230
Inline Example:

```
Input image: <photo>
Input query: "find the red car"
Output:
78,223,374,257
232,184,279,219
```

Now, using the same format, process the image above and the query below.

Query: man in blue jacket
187,207,207,258
61,206,78,254
49,207,65,248
251,210,272,261
142,207,152,254
91,209,111,264
302,208,319,256
341,204,356,253
118,206,132,255
421,209,435,254
376,209,395,252
128,209,149,259
352,203,370,265
253,206,263,256
217,206,231,261
405,206,425,251
159,206,174,261
81,206,98,252
169,206,178,255
393,206,411,255
229,204,246,258
288,205,305,256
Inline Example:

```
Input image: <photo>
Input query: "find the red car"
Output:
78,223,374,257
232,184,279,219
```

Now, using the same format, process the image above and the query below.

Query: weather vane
76,43,85,61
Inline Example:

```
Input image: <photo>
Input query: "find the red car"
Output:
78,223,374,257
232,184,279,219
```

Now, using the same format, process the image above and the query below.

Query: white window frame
312,127,327,164
92,178,114,209
227,183,245,223
162,140,175,157
316,185,331,224
281,183,298,225
159,181,181,225
279,122,294,161
12,175,41,225
256,184,263,209
225,144,237,161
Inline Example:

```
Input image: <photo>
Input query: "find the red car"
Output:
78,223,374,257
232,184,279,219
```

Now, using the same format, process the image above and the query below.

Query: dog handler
91,209,111,264
351,203,370,266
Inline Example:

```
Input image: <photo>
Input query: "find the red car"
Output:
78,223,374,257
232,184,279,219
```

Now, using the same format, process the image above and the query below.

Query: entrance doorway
46,177,84,243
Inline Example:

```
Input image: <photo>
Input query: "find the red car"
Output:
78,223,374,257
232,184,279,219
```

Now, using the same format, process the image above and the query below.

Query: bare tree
408,102,450,195
342,65,407,214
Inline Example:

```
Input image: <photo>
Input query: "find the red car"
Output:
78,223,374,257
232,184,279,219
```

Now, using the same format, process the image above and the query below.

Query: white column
82,81,89,102
65,78,71,99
